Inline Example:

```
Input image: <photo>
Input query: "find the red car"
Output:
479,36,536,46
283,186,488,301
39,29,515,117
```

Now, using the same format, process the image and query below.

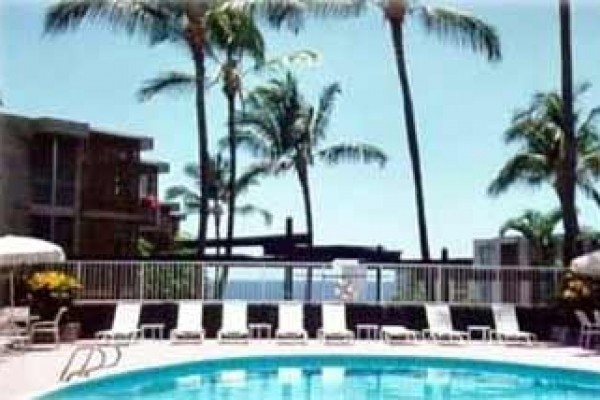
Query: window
475,243,495,265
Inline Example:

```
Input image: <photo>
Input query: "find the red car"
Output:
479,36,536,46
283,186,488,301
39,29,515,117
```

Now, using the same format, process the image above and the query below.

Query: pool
40,355,600,400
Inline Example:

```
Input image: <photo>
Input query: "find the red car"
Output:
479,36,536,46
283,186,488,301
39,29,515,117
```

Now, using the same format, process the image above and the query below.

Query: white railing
38,261,564,306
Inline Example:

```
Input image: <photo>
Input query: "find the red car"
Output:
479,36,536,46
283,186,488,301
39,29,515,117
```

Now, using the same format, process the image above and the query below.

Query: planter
30,289,73,320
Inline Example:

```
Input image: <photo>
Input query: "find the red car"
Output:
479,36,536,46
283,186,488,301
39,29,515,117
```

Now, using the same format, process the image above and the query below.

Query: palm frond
414,5,501,62
317,143,387,167
256,49,321,74
499,208,562,242
165,185,200,205
236,0,367,34
488,153,550,196
183,162,201,184
578,178,600,209
137,71,197,102
44,0,183,44
312,82,341,144
205,5,265,66
234,161,272,195
220,130,273,159
499,217,536,241
234,204,273,226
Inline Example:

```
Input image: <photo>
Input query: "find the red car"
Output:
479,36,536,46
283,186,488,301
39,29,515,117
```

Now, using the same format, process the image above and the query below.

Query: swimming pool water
41,355,600,400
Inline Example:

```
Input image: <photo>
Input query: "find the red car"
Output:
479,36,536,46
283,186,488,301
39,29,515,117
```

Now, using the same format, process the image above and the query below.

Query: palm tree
500,209,563,266
166,156,272,251
488,85,600,263
139,49,318,253
558,0,578,263
166,155,272,297
237,71,387,242
137,6,265,259
382,1,501,261
246,1,501,261
44,0,232,256
235,72,387,298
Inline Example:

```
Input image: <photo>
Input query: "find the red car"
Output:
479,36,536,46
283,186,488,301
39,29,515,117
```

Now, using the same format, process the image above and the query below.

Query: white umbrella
570,250,600,278
0,235,66,306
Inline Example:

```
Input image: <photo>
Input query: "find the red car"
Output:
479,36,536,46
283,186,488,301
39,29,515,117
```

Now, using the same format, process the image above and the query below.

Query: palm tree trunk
222,51,238,301
215,209,221,257
225,91,236,258
388,17,431,261
217,89,235,299
192,50,209,258
297,164,314,301
559,0,580,264
185,2,210,258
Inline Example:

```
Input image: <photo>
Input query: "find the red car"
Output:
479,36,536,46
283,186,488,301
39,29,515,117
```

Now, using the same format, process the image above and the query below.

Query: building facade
0,112,179,258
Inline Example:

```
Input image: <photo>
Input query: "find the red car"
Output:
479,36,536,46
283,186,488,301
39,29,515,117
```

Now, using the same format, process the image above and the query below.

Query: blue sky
2,0,600,258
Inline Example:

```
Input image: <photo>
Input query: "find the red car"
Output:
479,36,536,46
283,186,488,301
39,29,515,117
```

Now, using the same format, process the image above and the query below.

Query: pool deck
2,341,599,399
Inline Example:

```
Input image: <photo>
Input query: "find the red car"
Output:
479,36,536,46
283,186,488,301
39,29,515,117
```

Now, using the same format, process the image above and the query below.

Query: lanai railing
33,261,564,306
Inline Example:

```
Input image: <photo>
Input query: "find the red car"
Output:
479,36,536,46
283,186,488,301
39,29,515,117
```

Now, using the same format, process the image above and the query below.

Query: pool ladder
59,344,123,382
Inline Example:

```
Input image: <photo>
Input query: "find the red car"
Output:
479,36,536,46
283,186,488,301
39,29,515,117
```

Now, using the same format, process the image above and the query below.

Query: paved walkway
1,341,599,399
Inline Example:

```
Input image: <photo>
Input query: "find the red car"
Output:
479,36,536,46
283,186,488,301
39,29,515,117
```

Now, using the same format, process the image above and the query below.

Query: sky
2,0,600,259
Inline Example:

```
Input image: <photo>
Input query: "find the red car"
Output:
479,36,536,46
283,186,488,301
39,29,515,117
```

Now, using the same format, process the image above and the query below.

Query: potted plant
26,270,82,320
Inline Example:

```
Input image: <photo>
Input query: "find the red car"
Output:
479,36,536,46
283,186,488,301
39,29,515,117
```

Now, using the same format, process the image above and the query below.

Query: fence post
492,268,501,303
435,264,443,302
76,261,82,300
375,265,382,303
139,262,145,301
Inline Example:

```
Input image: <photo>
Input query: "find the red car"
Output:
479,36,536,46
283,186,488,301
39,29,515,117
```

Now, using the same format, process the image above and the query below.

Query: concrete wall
0,114,32,235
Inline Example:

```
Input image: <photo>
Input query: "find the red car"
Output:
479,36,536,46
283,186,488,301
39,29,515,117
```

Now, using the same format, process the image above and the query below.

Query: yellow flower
27,271,82,292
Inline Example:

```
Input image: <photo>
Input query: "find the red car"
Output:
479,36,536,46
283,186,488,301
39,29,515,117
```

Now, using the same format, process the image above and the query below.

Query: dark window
30,136,53,205
30,135,77,207
500,243,519,265
55,137,76,207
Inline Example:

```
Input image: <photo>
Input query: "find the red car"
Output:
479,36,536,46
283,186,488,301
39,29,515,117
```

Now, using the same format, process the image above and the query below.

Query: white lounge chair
0,307,30,349
380,325,419,344
275,303,307,343
30,306,68,348
318,303,354,344
217,302,249,343
491,304,537,344
95,302,141,343
575,310,600,349
171,301,205,343
424,304,468,343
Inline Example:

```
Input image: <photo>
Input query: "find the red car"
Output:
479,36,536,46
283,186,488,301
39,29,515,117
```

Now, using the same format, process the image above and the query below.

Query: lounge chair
574,310,600,349
380,325,419,344
491,304,537,344
30,306,68,348
317,303,354,344
424,304,468,343
217,302,249,343
0,306,32,336
275,303,307,343
171,301,205,343
95,302,141,343
0,307,30,350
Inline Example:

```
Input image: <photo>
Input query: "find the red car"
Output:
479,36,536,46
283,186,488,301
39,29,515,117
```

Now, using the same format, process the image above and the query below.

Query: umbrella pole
9,269,15,307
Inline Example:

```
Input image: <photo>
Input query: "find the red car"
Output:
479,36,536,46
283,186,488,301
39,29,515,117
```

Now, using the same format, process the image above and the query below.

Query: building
473,236,531,266
0,112,180,258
